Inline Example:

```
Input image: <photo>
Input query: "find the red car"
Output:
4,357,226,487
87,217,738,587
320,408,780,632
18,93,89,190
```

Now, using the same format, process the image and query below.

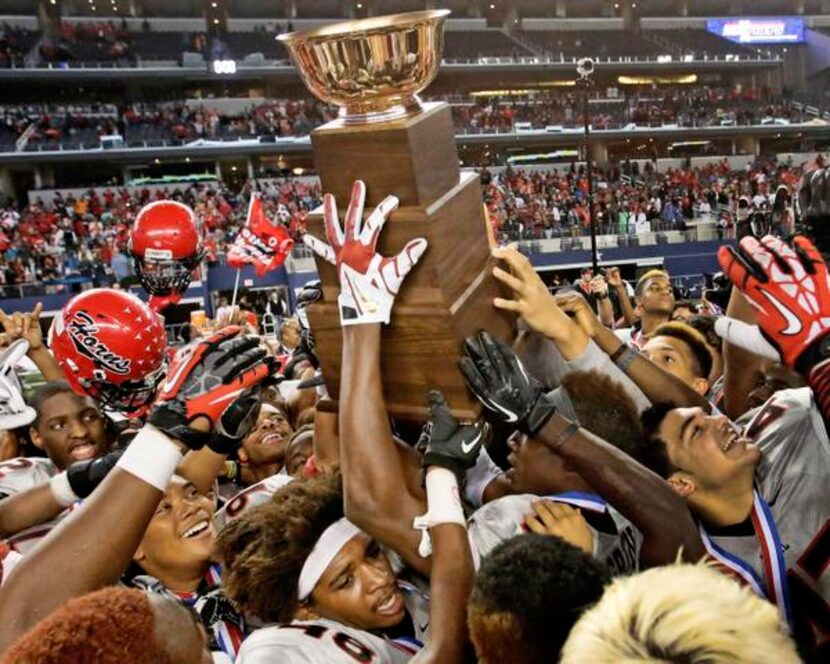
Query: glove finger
480,331,513,383
793,234,824,276
323,193,344,250
469,332,502,389
220,347,269,383
427,389,458,438
714,316,781,362
303,234,336,266
202,325,241,347
360,194,399,249
459,356,490,402
760,235,796,277
382,238,428,295
344,180,367,241
209,336,261,370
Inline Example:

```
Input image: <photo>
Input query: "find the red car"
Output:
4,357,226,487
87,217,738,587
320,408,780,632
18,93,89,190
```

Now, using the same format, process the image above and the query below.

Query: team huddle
0,168,829,663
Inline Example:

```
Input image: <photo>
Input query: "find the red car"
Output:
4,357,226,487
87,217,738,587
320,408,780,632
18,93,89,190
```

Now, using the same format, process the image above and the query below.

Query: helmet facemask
134,256,200,296
80,367,165,415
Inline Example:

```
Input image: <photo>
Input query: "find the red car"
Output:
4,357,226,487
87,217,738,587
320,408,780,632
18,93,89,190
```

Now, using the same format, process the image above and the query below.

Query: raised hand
490,245,573,341
0,340,36,430
590,275,609,297
419,390,487,481
604,266,623,289
0,303,44,352
303,180,427,326
459,331,557,436
554,291,603,339
717,235,830,372
148,326,277,452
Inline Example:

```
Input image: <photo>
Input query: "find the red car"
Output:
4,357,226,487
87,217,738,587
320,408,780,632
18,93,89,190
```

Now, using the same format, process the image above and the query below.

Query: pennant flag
227,194,294,278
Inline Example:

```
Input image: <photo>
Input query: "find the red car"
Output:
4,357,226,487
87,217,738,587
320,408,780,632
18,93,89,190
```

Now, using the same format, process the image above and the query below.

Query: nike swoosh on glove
717,234,830,373
149,326,277,452
459,330,558,436
303,180,427,326
420,389,488,482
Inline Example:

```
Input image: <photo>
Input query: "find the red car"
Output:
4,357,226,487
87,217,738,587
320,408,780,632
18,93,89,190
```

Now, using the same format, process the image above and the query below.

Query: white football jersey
467,493,642,575
214,474,294,531
715,387,830,652
237,582,429,664
0,457,56,499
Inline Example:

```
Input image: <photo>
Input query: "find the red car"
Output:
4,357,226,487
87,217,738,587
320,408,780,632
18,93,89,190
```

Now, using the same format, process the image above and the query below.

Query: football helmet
49,289,167,414
129,200,203,297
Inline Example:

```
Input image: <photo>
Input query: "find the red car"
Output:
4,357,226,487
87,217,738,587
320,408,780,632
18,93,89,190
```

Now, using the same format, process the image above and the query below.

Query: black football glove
459,331,557,436
66,449,123,499
419,390,487,482
148,326,276,453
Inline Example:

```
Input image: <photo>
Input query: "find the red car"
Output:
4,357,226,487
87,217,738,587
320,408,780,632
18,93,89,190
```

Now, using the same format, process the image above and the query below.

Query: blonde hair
561,563,800,664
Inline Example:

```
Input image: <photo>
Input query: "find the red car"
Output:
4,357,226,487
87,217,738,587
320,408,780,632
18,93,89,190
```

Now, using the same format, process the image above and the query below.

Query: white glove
303,180,427,326
0,339,37,430
714,316,781,362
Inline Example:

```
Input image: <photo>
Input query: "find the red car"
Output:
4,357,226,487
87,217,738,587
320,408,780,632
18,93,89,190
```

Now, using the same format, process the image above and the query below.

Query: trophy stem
339,95,424,125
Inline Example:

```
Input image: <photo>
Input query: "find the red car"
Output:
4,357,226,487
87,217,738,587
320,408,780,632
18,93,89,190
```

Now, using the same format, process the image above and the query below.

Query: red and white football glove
148,326,277,452
717,235,830,373
303,180,428,326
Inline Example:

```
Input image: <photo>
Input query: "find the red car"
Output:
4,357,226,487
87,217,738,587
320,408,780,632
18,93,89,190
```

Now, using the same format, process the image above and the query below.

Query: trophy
279,10,514,419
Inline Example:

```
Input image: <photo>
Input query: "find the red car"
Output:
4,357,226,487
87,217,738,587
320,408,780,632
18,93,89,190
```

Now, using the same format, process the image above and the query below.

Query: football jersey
0,457,56,500
213,474,294,531
467,493,642,575
236,582,429,664
0,457,71,556
712,388,830,653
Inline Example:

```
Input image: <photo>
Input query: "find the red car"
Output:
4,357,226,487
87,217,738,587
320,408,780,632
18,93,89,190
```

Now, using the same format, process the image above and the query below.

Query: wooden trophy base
306,102,515,420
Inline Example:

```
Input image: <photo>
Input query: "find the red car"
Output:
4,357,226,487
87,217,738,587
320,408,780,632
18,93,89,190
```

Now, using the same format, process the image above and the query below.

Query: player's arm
411,391,479,663
0,328,273,650
303,181,430,574
720,287,770,420
312,398,340,472
556,292,711,412
460,331,706,568
340,325,431,574
606,267,639,326
0,485,63,538
591,276,615,328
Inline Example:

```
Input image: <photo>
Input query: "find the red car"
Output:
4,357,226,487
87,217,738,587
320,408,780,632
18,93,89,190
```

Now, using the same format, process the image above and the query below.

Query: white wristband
116,424,183,491
49,471,79,507
412,467,466,558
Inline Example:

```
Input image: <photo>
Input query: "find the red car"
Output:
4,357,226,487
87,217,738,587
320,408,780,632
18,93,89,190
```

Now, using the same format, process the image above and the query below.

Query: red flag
227,195,294,278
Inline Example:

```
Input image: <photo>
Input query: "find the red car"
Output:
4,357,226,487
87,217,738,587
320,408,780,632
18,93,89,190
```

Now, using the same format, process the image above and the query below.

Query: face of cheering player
656,407,760,499
507,433,584,495
299,533,405,631
239,407,293,470
284,429,314,478
637,276,674,316
641,335,709,396
29,390,110,470
133,476,216,592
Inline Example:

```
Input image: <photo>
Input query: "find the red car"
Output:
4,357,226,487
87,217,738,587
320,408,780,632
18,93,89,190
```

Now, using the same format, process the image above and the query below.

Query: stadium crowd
0,163,829,662
0,156,808,289
0,86,810,153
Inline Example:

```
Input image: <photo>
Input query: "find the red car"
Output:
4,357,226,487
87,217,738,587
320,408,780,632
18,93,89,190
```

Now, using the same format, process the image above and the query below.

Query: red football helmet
129,200,203,297
49,289,167,414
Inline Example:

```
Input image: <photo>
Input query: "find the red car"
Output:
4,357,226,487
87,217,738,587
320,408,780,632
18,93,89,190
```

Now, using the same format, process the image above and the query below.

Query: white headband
297,518,362,601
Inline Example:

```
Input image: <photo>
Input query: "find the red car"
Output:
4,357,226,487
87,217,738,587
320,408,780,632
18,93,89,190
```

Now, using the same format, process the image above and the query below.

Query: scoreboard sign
706,17,805,44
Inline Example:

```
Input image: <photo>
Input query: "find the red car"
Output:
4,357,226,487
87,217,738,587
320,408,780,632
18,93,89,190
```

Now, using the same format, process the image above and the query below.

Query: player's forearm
0,484,64,538
339,325,428,573
27,347,65,381
597,296,615,328
419,522,474,664
177,446,226,495
722,289,765,420
0,468,164,651
614,284,638,325
537,413,705,566
597,327,710,411
313,399,340,472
